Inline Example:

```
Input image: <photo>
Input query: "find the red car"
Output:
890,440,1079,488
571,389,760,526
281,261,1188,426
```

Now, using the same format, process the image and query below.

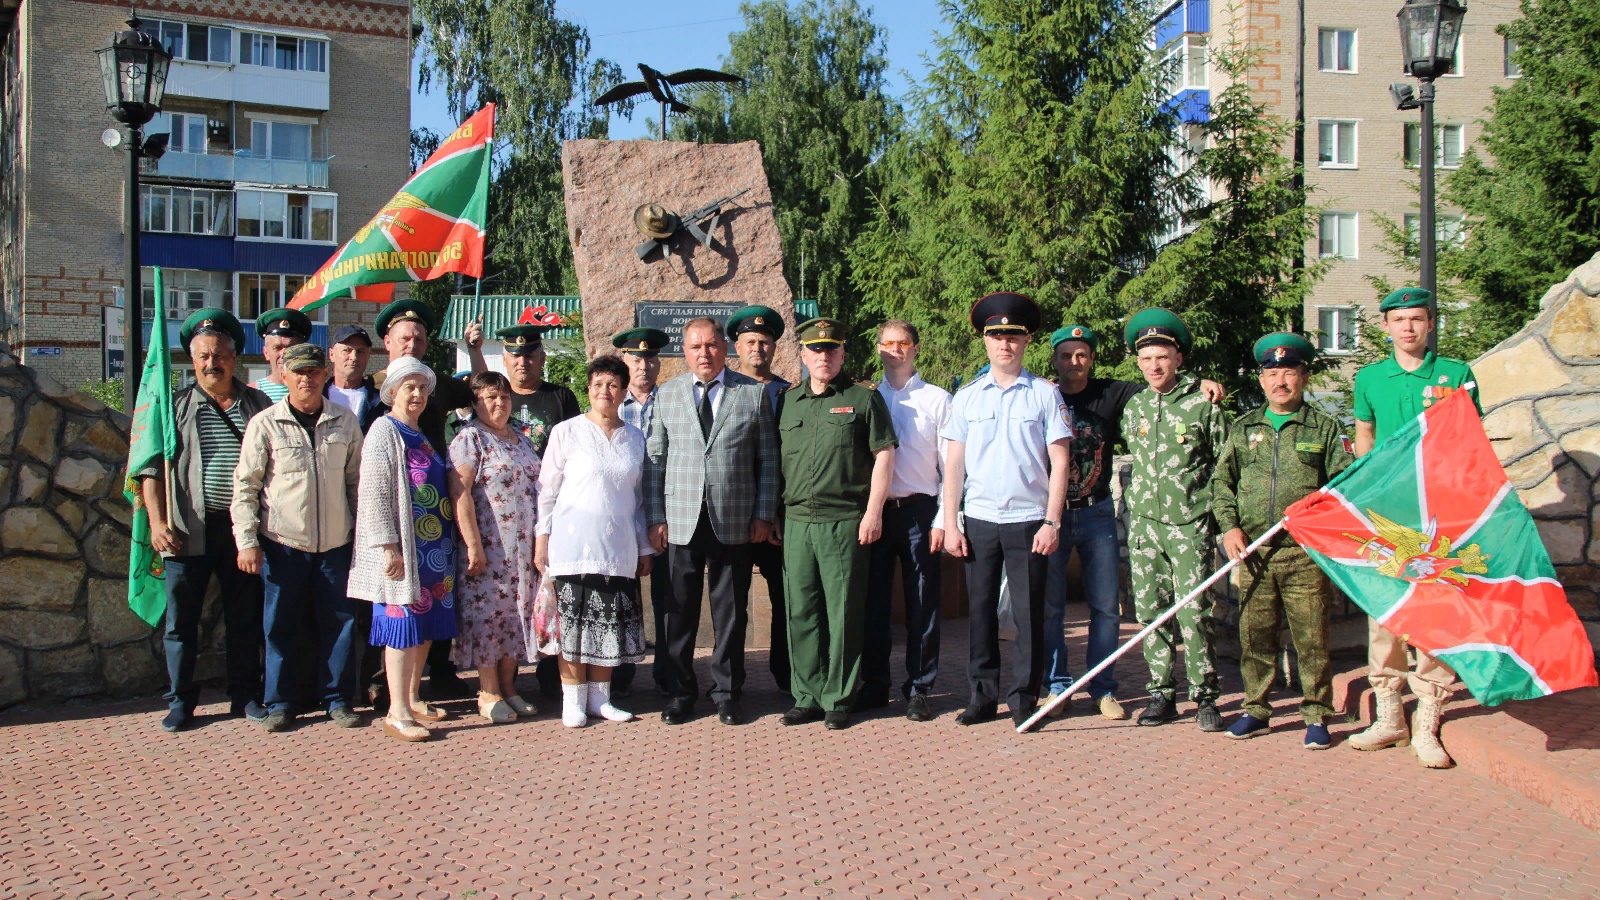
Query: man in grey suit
645,317,781,726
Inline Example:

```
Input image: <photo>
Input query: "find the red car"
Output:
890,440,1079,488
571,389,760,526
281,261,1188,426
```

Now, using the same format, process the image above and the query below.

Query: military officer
1347,287,1480,769
778,318,897,730
253,307,313,403
1212,333,1353,749
611,326,671,696
728,305,792,693
1122,308,1229,731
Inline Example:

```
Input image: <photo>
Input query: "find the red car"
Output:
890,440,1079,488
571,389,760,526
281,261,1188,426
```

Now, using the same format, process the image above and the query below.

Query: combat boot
1410,699,1455,769
1347,690,1410,751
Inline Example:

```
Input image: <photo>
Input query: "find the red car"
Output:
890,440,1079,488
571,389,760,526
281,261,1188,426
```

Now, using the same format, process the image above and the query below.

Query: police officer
1122,308,1229,731
611,326,671,696
778,318,897,730
1347,287,1480,769
728,305,792,693
1212,333,1353,749
254,307,313,403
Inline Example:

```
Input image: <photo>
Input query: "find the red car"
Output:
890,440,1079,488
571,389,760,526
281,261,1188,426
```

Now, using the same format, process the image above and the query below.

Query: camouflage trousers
1238,546,1333,723
1129,517,1220,704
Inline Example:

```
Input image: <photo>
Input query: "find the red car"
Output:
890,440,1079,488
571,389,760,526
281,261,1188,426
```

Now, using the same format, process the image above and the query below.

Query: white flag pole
1018,518,1289,733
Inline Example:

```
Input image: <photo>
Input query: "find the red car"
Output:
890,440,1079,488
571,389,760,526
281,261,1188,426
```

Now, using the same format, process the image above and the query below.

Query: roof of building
441,295,582,342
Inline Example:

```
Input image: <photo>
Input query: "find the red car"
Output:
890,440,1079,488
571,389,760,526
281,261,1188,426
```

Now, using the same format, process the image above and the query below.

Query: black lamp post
1394,0,1466,352
95,12,170,412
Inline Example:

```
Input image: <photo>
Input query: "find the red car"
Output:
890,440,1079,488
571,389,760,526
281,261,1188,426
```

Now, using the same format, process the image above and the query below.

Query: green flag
124,268,176,627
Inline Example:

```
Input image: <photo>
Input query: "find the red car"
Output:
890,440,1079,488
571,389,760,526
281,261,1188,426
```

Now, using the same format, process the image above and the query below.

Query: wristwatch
1043,519,1060,529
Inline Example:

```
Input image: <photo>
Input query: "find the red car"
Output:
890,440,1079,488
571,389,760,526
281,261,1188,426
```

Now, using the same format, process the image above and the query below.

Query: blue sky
410,1,945,141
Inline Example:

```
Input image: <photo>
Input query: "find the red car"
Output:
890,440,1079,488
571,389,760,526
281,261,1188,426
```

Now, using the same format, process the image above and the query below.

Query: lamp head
1397,0,1467,82
95,13,172,128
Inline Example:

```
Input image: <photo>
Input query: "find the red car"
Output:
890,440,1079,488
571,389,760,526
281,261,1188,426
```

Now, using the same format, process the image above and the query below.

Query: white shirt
943,369,1073,524
327,385,366,414
877,372,950,499
535,417,654,578
692,368,726,416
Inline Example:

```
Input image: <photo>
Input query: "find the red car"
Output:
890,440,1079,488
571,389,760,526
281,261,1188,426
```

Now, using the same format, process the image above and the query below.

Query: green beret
1380,287,1434,313
281,343,329,371
180,308,245,351
1253,332,1316,368
612,327,670,356
497,324,549,356
1050,324,1098,352
796,317,846,348
727,305,785,340
969,292,1041,336
374,298,436,338
1124,308,1192,354
256,306,312,340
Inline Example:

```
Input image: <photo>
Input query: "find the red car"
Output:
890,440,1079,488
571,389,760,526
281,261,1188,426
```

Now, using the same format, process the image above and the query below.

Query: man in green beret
137,309,272,731
498,322,580,458
253,307,313,403
611,326,671,696
777,318,897,729
1347,287,1480,768
1121,308,1230,731
1211,333,1353,749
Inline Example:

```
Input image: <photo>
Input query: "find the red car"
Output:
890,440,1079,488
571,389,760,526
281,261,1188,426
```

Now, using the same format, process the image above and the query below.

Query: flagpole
1017,518,1289,733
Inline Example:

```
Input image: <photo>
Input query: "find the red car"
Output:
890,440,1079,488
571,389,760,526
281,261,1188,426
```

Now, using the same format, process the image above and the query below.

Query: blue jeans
261,538,358,714
1042,497,1122,699
163,511,263,713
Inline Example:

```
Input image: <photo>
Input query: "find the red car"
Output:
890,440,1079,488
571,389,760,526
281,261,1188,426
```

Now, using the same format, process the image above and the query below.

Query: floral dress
448,421,542,668
368,419,459,649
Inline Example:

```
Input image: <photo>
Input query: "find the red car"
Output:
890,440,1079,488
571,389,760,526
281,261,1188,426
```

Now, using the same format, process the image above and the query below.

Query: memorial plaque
635,302,743,355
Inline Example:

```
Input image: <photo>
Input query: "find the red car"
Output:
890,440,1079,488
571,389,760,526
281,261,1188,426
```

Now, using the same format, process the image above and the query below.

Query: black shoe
661,699,695,725
1012,703,1040,732
229,699,252,718
260,710,292,732
243,701,270,724
853,688,890,712
1138,695,1179,726
1195,701,1225,732
824,711,850,730
428,671,473,700
781,706,825,726
161,708,190,733
956,703,998,726
328,705,362,728
717,700,744,726
906,693,933,722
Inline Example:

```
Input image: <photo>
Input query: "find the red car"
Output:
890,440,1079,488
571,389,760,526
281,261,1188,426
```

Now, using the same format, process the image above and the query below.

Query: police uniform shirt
943,369,1073,524
1352,351,1479,445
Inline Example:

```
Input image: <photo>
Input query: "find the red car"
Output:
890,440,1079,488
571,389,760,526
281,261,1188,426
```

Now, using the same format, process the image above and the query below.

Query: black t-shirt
415,375,475,460
508,382,581,456
288,402,321,441
1060,377,1144,503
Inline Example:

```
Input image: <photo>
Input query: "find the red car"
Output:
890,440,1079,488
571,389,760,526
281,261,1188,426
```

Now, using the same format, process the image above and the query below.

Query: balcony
165,59,330,112
144,152,330,189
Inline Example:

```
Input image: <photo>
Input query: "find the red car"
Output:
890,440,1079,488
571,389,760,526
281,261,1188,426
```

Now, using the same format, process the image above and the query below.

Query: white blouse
535,415,654,578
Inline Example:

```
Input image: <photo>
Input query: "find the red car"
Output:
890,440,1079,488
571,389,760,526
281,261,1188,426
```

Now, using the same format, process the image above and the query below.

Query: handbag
533,575,561,658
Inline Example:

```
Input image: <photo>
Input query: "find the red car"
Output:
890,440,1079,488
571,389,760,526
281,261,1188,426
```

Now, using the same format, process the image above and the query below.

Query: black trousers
749,537,790,693
613,566,674,693
663,512,752,704
964,516,1047,710
864,495,942,699
162,511,263,712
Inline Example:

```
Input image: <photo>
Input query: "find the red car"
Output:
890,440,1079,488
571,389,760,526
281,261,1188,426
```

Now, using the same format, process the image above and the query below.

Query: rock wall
0,341,158,709
1475,252,1600,641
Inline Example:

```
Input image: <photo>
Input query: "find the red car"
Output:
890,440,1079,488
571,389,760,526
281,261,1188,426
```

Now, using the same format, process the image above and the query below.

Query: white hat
380,356,437,406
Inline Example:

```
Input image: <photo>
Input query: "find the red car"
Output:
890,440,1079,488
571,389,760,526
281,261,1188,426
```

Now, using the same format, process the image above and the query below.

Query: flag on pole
287,104,495,312
124,268,177,627
1284,387,1596,706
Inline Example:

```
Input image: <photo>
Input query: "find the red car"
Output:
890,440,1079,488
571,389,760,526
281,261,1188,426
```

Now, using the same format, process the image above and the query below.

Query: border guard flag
1284,387,1596,706
288,104,494,312
124,267,177,627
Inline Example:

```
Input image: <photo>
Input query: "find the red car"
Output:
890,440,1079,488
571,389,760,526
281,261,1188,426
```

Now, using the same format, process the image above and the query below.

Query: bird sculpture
594,64,745,139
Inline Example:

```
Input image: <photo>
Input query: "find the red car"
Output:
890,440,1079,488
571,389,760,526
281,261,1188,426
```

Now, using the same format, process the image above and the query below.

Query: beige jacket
232,398,363,553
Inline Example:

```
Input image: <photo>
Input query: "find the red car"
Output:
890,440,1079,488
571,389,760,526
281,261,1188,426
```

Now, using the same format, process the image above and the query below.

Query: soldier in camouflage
1121,309,1230,731
1212,333,1353,749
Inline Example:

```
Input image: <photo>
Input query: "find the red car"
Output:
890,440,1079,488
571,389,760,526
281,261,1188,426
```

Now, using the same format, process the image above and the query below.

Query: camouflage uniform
1122,375,1229,703
1211,405,1354,723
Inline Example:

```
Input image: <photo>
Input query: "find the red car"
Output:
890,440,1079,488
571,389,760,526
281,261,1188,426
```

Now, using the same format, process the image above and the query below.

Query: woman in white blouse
535,355,655,727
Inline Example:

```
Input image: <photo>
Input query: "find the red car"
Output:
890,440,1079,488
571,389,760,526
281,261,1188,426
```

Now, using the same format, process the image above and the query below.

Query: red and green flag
288,104,494,312
124,267,177,626
1284,387,1596,706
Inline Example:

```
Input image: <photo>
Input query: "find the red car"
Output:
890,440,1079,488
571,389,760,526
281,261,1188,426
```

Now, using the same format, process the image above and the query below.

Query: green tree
669,0,900,367
1441,0,1600,352
849,0,1178,384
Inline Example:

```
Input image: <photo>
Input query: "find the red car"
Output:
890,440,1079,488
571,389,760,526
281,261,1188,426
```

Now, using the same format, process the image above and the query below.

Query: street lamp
95,12,170,411
1393,0,1466,351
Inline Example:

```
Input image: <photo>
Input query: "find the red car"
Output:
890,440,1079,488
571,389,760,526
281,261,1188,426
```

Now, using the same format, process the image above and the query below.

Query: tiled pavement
6,617,1600,898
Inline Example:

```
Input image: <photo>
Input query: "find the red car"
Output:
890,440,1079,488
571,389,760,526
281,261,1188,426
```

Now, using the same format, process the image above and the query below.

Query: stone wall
1475,252,1600,644
0,340,159,709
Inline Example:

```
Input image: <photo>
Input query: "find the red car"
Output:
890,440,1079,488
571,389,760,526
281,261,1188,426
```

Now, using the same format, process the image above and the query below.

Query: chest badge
1139,417,1150,437
830,406,854,414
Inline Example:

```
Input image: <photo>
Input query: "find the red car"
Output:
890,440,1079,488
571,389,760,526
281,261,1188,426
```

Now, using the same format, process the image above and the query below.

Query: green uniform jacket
1122,375,1229,527
778,378,898,523
1212,404,1354,545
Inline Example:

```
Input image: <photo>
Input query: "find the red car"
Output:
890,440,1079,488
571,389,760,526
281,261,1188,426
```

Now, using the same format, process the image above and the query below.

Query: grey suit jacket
644,368,780,545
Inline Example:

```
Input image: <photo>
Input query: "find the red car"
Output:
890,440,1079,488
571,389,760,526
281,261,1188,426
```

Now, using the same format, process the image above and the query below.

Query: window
240,31,329,73
1318,120,1357,168
243,119,313,160
1404,214,1466,247
237,273,320,324
140,186,234,236
1162,35,1208,92
1505,38,1521,78
1404,123,1464,168
153,112,210,154
1317,307,1360,354
1319,212,1358,259
136,18,231,63
1318,29,1356,73
236,189,336,242
139,268,232,319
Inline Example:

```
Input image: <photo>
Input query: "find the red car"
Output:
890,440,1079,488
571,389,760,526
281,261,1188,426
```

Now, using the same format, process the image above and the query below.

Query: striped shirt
255,379,288,403
198,400,247,511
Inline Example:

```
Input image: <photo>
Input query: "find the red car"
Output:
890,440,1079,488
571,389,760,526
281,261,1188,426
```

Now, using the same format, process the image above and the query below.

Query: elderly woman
448,371,541,724
535,355,654,727
350,357,459,743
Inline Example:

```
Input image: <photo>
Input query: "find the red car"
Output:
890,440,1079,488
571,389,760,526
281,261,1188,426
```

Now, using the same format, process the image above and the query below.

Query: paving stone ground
5,615,1600,899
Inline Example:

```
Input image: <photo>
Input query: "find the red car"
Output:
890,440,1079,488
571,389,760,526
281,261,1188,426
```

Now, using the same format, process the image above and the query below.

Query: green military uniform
779,319,898,715
1212,334,1354,724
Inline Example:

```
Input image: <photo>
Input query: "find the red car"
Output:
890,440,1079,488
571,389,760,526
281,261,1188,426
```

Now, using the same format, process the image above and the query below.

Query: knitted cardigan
348,416,430,607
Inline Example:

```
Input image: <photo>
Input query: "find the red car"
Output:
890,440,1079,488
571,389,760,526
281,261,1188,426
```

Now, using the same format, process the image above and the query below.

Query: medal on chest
1175,421,1187,444
1138,417,1150,437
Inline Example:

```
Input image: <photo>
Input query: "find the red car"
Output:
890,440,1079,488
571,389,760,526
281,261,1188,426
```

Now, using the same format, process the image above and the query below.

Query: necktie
697,380,714,439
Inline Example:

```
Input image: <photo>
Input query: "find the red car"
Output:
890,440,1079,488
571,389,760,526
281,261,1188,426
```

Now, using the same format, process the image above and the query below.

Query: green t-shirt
1352,351,1479,445
777,378,898,523
1263,409,1295,431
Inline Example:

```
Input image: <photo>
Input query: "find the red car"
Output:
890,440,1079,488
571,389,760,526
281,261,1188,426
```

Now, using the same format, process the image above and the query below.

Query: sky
409,1,945,141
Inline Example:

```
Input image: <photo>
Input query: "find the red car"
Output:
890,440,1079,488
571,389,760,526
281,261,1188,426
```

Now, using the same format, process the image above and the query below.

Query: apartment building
0,0,413,387
1156,0,1522,364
